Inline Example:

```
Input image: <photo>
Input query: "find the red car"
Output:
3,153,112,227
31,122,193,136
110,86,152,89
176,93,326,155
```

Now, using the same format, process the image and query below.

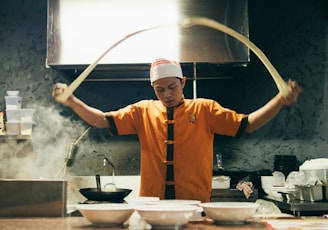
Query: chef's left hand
236,181,253,199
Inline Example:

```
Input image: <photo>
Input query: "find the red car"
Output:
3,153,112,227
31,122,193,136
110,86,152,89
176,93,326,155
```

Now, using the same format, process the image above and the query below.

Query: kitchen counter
0,217,269,229
1,216,328,230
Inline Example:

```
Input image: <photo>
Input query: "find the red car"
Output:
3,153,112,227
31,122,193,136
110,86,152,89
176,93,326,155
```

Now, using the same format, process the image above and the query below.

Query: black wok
79,187,132,202
79,174,132,202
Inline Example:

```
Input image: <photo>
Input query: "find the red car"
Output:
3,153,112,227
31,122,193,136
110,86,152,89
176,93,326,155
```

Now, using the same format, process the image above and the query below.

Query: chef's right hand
52,83,73,106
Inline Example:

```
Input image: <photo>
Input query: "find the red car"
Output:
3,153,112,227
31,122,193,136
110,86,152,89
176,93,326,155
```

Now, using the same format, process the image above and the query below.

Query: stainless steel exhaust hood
46,0,249,76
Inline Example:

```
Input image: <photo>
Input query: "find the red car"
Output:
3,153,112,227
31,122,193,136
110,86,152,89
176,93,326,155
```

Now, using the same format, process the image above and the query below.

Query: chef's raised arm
244,79,302,133
52,83,110,128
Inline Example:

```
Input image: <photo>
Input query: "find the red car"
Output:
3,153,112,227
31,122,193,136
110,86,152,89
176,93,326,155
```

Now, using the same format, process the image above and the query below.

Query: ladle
55,17,291,103
95,174,102,193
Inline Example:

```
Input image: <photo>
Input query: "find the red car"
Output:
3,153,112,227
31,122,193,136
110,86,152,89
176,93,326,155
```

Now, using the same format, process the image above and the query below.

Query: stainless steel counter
265,196,328,217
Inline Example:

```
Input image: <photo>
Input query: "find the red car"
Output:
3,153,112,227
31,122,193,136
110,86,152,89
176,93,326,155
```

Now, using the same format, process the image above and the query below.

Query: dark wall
0,0,327,178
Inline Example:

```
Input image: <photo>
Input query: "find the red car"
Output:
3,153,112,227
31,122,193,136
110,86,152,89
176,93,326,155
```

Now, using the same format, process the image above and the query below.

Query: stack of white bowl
261,175,282,199
5,91,34,135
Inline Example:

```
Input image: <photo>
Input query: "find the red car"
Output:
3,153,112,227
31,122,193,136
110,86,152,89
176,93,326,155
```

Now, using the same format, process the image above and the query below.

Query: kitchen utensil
125,196,160,205
96,174,101,193
135,204,199,228
56,17,291,103
77,203,134,226
200,202,259,225
79,188,132,202
79,175,132,202
145,199,201,206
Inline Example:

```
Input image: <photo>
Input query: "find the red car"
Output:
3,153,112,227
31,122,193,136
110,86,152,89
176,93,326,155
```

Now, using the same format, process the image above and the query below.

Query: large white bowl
200,202,259,225
125,196,160,205
135,204,199,228
146,199,201,206
77,203,134,226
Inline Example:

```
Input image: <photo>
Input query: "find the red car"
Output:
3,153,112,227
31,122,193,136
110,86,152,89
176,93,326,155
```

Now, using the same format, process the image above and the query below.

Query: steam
0,102,88,179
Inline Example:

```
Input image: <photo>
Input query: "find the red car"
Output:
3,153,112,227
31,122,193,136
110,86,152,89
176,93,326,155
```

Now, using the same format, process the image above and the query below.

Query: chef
52,58,301,202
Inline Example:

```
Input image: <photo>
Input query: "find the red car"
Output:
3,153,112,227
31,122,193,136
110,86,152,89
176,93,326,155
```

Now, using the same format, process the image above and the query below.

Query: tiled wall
0,0,327,179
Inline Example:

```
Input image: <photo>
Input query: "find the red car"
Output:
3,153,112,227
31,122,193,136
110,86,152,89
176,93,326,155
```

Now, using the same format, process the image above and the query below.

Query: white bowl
7,91,19,96
125,196,160,206
263,188,282,199
77,203,134,226
200,202,259,225
135,204,199,228
263,186,296,199
146,199,201,206
261,176,275,188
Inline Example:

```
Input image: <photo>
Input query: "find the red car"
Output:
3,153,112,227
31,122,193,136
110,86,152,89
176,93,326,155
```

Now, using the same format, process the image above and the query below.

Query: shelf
0,134,32,140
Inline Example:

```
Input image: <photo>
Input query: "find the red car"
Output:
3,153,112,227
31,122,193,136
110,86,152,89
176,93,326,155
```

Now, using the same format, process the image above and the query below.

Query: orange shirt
107,98,246,202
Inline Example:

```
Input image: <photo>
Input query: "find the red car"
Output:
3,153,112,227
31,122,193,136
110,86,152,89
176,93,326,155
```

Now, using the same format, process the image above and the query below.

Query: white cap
150,58,183,84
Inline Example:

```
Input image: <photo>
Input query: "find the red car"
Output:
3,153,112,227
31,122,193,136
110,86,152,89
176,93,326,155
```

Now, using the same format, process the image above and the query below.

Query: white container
6,91,19,96
20,108,35,122
5,121,20,135
20,122,33,135
299,158,328,184
6,109,20,121
212,176,230,189
5,96,22,109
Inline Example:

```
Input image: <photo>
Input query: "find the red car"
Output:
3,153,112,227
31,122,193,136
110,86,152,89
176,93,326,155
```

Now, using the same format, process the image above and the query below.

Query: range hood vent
47,0,249,76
